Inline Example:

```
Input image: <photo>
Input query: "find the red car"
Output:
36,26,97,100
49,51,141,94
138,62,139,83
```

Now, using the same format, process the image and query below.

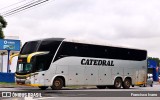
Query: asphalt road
0,84,160,100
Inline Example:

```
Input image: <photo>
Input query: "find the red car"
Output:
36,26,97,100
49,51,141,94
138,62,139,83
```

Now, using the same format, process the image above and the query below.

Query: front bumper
16,78,31,84
16,78,42,87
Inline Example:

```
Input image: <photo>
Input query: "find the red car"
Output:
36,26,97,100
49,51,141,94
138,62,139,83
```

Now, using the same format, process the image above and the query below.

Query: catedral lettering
81,59,114,66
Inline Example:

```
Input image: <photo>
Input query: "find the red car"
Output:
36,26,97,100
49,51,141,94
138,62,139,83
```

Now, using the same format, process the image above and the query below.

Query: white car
146,74,153,87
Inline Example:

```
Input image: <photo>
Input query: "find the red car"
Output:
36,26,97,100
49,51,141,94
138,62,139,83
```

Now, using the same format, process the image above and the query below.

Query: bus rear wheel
97,86,107,89
122,78,131,89
114,78,122,89
51,78,63,90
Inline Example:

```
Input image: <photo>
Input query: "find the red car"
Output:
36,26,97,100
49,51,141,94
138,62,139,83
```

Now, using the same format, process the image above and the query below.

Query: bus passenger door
30,71,45,86
38,71,45,85
30,73,35,85
31,61,46,86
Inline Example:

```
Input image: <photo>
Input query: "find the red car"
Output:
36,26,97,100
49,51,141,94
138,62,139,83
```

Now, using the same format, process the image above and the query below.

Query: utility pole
0,23,3,72
7,50,10,73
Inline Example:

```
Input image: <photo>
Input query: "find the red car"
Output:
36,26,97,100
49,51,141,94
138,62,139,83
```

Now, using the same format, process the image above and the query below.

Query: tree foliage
148,57,160,66
0,15,7,39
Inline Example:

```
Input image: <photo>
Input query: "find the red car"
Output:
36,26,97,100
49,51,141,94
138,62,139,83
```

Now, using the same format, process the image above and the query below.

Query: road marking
34,97,56,100
25,97,34,100
24,97,56,100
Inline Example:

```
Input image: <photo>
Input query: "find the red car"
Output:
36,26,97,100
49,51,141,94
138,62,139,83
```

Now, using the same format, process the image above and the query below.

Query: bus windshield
20,41,40,54
16,63,32,73
16,39,63,74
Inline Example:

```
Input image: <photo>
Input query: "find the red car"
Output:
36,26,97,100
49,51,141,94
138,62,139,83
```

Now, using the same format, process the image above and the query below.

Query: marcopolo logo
4,40,7,44
3,40,16,50
81,59,114,66
4,40,15,45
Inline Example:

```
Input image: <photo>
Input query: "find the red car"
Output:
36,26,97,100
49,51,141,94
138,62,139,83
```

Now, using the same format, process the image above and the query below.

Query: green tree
0,15,7,39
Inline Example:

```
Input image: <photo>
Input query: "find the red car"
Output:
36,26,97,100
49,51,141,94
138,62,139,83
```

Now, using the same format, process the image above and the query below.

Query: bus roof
64,38,147,51
26,37,146,51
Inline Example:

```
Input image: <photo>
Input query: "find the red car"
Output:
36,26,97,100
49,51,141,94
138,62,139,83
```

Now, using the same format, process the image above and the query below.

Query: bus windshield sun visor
27,51,49,63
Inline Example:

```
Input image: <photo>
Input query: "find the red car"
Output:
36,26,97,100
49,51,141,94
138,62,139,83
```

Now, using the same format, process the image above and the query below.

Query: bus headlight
26,77,30,80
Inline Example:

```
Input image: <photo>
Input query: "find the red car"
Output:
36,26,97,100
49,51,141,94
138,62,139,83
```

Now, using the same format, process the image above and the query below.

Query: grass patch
0,82,17,88
0,82,15,84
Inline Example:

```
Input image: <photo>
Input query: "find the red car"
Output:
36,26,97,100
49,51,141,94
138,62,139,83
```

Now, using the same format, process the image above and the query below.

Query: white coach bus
14,38,147,90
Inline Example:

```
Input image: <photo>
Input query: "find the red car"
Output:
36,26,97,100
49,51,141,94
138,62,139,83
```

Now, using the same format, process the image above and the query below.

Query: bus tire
114,78,122,89
39,86,48,90
96,86,107,89
122,78,131,89
51,78,63,90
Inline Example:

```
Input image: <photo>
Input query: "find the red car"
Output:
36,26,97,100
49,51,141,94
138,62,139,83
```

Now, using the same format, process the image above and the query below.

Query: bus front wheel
51,78,63,90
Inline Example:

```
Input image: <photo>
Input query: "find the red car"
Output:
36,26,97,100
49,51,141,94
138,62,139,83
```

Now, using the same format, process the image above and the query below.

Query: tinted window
33,55,50,72
36,40,62,71
86,44,107,58
55,42,78,59
20,41,40,54
104,47,147,61
55,42,147,61
38,40,61,54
